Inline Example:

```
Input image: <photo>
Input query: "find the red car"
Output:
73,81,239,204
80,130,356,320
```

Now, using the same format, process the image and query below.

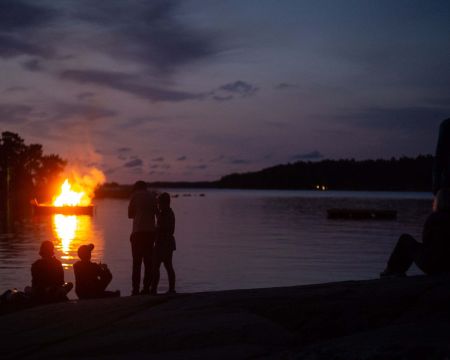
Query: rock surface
2,275,450,359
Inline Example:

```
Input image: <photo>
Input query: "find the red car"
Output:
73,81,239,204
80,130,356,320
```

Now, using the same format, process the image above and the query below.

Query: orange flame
52,167,105,207
53,179,88,206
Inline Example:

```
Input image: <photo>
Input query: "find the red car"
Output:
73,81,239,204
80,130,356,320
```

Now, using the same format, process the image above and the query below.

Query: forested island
97,155,433,198
217,155,433,191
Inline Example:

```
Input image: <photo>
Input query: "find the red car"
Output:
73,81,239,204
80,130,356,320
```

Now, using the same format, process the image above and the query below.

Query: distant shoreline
95,183,433,199
97,155,434,198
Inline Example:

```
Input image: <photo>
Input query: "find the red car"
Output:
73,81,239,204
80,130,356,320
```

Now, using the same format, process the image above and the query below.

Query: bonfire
33,178,97,215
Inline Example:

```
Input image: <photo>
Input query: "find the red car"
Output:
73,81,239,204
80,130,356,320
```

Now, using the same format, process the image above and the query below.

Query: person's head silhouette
39,241,54,259
132,181,147,193
78,244,94,262
158,192,171,210
434,188,450,212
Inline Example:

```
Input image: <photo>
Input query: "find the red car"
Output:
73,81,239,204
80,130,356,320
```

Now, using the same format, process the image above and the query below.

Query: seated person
73,244,120,299
31,241,73,303
151,192,176,295
381,188,450,277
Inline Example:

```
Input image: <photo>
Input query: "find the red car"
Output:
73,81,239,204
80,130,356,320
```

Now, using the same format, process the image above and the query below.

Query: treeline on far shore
96,155,434,198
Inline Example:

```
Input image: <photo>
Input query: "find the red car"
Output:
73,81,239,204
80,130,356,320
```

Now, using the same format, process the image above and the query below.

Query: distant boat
31,199,94,216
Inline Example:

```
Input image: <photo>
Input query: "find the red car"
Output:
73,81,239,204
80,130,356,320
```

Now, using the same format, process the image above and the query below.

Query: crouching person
74,244,120,299
31,241,73,303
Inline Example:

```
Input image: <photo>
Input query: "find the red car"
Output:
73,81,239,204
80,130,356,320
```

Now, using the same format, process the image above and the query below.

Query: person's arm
56,259,64,285
128,195,135,219
433,119,450,195
169,210,175,236
31,262,38,288
422,214,434,247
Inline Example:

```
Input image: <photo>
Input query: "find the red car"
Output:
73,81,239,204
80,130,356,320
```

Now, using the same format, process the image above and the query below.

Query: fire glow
53,179,87,207
51,167,105,207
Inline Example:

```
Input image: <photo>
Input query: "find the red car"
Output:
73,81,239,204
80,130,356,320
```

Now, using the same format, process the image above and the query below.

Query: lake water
0,190,432,297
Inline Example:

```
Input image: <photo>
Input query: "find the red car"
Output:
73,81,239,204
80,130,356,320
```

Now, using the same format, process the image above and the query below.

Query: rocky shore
1,275,450,359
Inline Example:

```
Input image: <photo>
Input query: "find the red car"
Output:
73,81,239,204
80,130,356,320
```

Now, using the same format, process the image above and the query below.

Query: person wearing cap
73,244,120,299
31,240,73,302
128,180,158,295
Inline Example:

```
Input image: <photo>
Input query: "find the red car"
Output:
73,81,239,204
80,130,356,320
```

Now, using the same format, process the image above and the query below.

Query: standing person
128,180,157,295
433,118,450,195
151,192,176,295
73,244,120,299
31,240,73,303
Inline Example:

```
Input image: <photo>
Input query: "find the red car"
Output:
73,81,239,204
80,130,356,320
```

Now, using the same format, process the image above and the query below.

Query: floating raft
327,208,397,220
33,204,94,216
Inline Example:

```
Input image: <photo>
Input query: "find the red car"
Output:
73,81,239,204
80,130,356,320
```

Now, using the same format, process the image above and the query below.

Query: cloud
177,156,187,161
48,103,117,122
230,159,251,164
210,155,225,162
124,158,143,168
71,0,217,73
116,147,132,160
0,0,56,32
208,81,259,102
291,151,324,161
219,81,258,96
152,157,164,162
4,86,27,93
117,147,131,153
189,164,208,170
118,116,167,130
22,58,43,72
0,1,56,59
77,92,96,101
0,1,218,73
61,69,202,102
275,83,297,90
0,34,52,59
337,106,449,131
0,103,33,124
212,95,233,102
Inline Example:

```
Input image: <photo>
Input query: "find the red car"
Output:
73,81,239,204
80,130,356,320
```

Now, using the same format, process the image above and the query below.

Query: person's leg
131,234,143,294
142,232,155,292
163,252,176,293
150,254,162,295
98,271,112,292
385,234,420,274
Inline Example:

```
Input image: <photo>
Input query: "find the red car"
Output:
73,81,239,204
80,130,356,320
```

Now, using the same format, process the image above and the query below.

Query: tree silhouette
0,132,66,219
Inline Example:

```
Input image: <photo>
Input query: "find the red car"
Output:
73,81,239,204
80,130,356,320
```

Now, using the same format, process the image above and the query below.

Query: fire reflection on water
52,214,102,269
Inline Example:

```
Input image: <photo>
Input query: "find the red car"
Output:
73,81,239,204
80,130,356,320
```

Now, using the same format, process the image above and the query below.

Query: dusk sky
1,0,449,183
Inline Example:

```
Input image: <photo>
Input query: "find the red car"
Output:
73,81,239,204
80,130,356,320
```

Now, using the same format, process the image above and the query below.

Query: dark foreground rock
1,275,450,359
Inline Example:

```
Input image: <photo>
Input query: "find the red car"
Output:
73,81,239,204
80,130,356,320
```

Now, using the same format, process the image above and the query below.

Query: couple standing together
128,181,176,295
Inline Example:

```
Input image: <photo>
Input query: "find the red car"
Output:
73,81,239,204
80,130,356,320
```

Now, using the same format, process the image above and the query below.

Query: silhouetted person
381,188,450,277
128,180,157,295
73,244,120,299
31,241,73,302
151,192,176,295
433,118,450,195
